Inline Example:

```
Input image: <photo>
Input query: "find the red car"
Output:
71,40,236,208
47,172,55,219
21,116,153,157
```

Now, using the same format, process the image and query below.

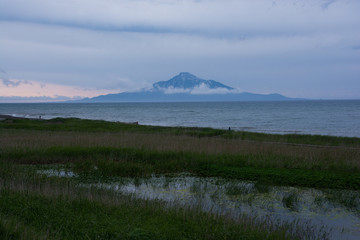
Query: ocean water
0,100,359,137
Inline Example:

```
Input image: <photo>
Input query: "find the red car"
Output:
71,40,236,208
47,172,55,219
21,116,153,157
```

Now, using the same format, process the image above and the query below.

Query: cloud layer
161,84,239,95
0,0,359,100
0,77,122,101
1,0,358,35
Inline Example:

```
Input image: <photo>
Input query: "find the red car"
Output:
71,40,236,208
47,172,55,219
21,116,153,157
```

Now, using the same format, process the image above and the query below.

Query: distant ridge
80,72,294,102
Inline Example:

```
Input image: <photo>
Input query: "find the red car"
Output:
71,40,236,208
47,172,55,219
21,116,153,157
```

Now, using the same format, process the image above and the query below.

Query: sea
1,100,359,138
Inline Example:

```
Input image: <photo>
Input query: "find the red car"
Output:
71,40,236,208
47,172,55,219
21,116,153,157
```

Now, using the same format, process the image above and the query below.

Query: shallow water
37,170,360,239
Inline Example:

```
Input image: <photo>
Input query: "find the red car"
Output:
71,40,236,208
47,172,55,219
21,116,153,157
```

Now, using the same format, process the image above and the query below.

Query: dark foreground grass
0,189,286,240
0,162,298,240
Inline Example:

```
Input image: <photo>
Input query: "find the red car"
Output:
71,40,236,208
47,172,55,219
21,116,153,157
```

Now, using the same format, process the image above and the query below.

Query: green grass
1,117,359,146
2,146,359,190
0,189,291,240
0,161,300,240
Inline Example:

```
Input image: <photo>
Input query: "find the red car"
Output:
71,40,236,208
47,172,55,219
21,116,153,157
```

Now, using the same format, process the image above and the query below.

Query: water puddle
37,169,78,178
37,170,360,239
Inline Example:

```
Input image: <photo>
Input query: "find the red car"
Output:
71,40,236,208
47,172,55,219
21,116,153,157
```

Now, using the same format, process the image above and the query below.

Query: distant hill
80,72,294,102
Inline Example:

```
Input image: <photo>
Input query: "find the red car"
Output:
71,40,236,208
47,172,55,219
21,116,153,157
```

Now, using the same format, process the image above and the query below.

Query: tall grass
1,146,359,189
1,117,359,147
1,118,360,189
0,216,50,240
1,129,359,172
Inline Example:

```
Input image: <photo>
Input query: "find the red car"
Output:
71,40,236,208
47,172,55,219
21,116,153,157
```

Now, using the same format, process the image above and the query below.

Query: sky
0,0,359,102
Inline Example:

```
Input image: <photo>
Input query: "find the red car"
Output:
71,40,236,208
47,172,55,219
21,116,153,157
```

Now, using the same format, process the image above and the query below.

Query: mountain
152,72,233,91
80,72,294,102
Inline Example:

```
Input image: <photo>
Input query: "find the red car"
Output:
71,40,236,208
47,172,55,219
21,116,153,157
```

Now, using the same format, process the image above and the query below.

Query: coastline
1,100,360,138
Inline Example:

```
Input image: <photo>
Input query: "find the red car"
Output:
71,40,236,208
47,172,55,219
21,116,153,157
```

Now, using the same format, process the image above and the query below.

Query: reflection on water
37,169,78,178
38,170,360,240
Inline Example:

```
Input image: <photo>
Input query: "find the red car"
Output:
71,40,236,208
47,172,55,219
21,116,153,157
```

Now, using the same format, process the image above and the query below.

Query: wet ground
38,169,360,239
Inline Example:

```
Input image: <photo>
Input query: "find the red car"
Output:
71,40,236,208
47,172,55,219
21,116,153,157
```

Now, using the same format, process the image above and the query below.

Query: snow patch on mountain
152,72,237,94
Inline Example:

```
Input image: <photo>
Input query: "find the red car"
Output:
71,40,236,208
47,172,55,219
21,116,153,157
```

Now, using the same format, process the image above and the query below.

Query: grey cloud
1,78,30,87
0,0,359,37
0,95,73,103
321,0,337,10
2,78,20,87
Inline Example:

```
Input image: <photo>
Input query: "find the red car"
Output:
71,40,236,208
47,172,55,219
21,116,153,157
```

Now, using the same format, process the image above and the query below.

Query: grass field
0,117,359,239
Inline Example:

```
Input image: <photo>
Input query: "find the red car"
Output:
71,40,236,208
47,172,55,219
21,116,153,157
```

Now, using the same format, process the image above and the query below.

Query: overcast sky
0,0,359,101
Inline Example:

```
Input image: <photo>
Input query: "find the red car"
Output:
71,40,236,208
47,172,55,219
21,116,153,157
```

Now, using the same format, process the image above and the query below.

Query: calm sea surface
1,100,359,137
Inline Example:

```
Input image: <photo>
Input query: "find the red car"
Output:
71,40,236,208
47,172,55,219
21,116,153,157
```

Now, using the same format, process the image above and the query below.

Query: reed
1,129,359,172
1,145,359,189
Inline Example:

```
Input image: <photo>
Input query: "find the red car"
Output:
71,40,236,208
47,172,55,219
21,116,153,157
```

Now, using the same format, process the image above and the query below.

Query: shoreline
1,113,360,140
1,100,360,138
0,101,360,138
0,114,44,121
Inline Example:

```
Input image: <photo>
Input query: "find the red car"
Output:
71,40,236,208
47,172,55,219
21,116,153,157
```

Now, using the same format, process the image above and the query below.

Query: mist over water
1,100,359,137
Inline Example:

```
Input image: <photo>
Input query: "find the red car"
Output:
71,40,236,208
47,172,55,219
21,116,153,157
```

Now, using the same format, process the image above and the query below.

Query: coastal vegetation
0,117,359,239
